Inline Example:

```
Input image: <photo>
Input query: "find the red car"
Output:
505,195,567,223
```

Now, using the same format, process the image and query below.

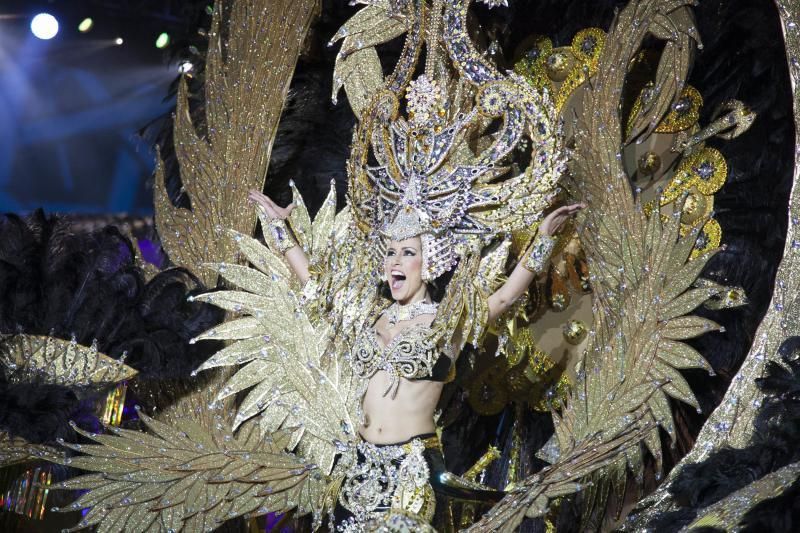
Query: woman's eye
386,250,395,257
403,250,416,256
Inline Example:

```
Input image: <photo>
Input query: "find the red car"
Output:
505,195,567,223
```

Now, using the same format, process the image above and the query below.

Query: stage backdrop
0,15,175,214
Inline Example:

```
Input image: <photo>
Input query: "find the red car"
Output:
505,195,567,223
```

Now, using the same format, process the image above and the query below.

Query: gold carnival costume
333,434,442,531
263,0,567,526
24,0,789,531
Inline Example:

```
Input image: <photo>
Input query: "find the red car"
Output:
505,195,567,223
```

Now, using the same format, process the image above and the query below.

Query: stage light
78,17,93,33
178,61,194,74
114,37,124,46
155,32,170,49
30,13,59,40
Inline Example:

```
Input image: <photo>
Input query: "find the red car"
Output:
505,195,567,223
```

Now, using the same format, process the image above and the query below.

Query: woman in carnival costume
241,1,582,526
249,189,581,531
249,68,582,525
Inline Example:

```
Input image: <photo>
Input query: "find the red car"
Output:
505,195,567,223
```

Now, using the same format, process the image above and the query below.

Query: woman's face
384,237,427,304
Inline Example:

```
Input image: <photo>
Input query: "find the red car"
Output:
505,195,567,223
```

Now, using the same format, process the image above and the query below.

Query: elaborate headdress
362,72,564,281
374,75,465,280
337,1,566,282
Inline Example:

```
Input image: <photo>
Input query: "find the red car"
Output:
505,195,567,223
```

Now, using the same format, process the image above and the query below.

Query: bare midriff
359,370,443,444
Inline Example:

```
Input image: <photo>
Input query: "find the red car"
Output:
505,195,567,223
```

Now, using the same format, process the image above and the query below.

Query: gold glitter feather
51,410,326,531
154,0,318,286
0,432,61,468
189,197,364,479
552,0,721,522
469,1,724,527
1,335,137,386
625,4,698,142
330,3,411,117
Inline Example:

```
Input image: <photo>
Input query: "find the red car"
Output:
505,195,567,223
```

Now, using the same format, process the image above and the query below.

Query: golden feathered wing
467,0,730,529
46,197,353,530
154,0,317,288
48,180,389,530
52,412,325,532
191,187,369,475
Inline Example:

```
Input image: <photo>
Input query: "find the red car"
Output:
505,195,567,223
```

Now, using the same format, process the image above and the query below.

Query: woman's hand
487,201,587,322
539,203,586,236
248,190,296,220
248,189,310,284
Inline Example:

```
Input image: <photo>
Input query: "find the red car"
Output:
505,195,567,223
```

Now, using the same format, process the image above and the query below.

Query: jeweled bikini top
351,323,451,397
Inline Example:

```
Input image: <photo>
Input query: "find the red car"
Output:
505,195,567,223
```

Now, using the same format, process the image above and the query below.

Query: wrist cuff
267,218,297,254
523,233,556,274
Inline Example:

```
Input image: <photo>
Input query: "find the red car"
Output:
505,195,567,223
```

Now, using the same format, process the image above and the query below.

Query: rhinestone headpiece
342,2,566,283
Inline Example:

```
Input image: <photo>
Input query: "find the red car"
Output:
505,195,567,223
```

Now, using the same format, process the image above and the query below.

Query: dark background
0,0,204,214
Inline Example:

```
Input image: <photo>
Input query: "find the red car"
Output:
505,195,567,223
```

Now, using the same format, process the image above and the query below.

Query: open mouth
390,271,406,290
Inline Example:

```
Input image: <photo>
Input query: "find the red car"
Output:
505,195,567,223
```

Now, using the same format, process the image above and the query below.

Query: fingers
248,190,277,218
552,203,586,222
264,195,281,211
248,190,270,205
557,203,585,214
247,190,296,219
541,202,587,236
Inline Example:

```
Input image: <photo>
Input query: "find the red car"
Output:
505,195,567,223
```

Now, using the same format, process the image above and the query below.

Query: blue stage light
31,13,59,40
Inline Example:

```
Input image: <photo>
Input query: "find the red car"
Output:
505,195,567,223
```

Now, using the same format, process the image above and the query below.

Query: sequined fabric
351,324,441,396
334,435,440,532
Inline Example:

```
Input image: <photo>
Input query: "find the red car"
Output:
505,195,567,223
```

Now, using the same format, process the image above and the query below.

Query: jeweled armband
267,218,297,254
523,233,557,274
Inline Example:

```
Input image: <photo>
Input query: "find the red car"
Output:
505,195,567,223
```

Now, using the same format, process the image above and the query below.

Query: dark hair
378,265,456,303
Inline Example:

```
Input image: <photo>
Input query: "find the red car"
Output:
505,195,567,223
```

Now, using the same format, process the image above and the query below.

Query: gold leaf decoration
191,195,362,476
154,0,318,286
1,335,136,386
330,3,412,117
51,410,326,532
467,0,727,527
622,5,800,523
655,85,703,133
0,432,61,468
625,4,697,142
553,0,725,523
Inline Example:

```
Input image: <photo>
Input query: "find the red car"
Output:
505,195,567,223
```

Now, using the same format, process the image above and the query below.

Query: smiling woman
384,237,426,304
248,185,582,530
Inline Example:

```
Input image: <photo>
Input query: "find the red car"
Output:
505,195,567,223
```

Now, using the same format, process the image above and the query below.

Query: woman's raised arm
248,189,311,285
487,203,585,323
